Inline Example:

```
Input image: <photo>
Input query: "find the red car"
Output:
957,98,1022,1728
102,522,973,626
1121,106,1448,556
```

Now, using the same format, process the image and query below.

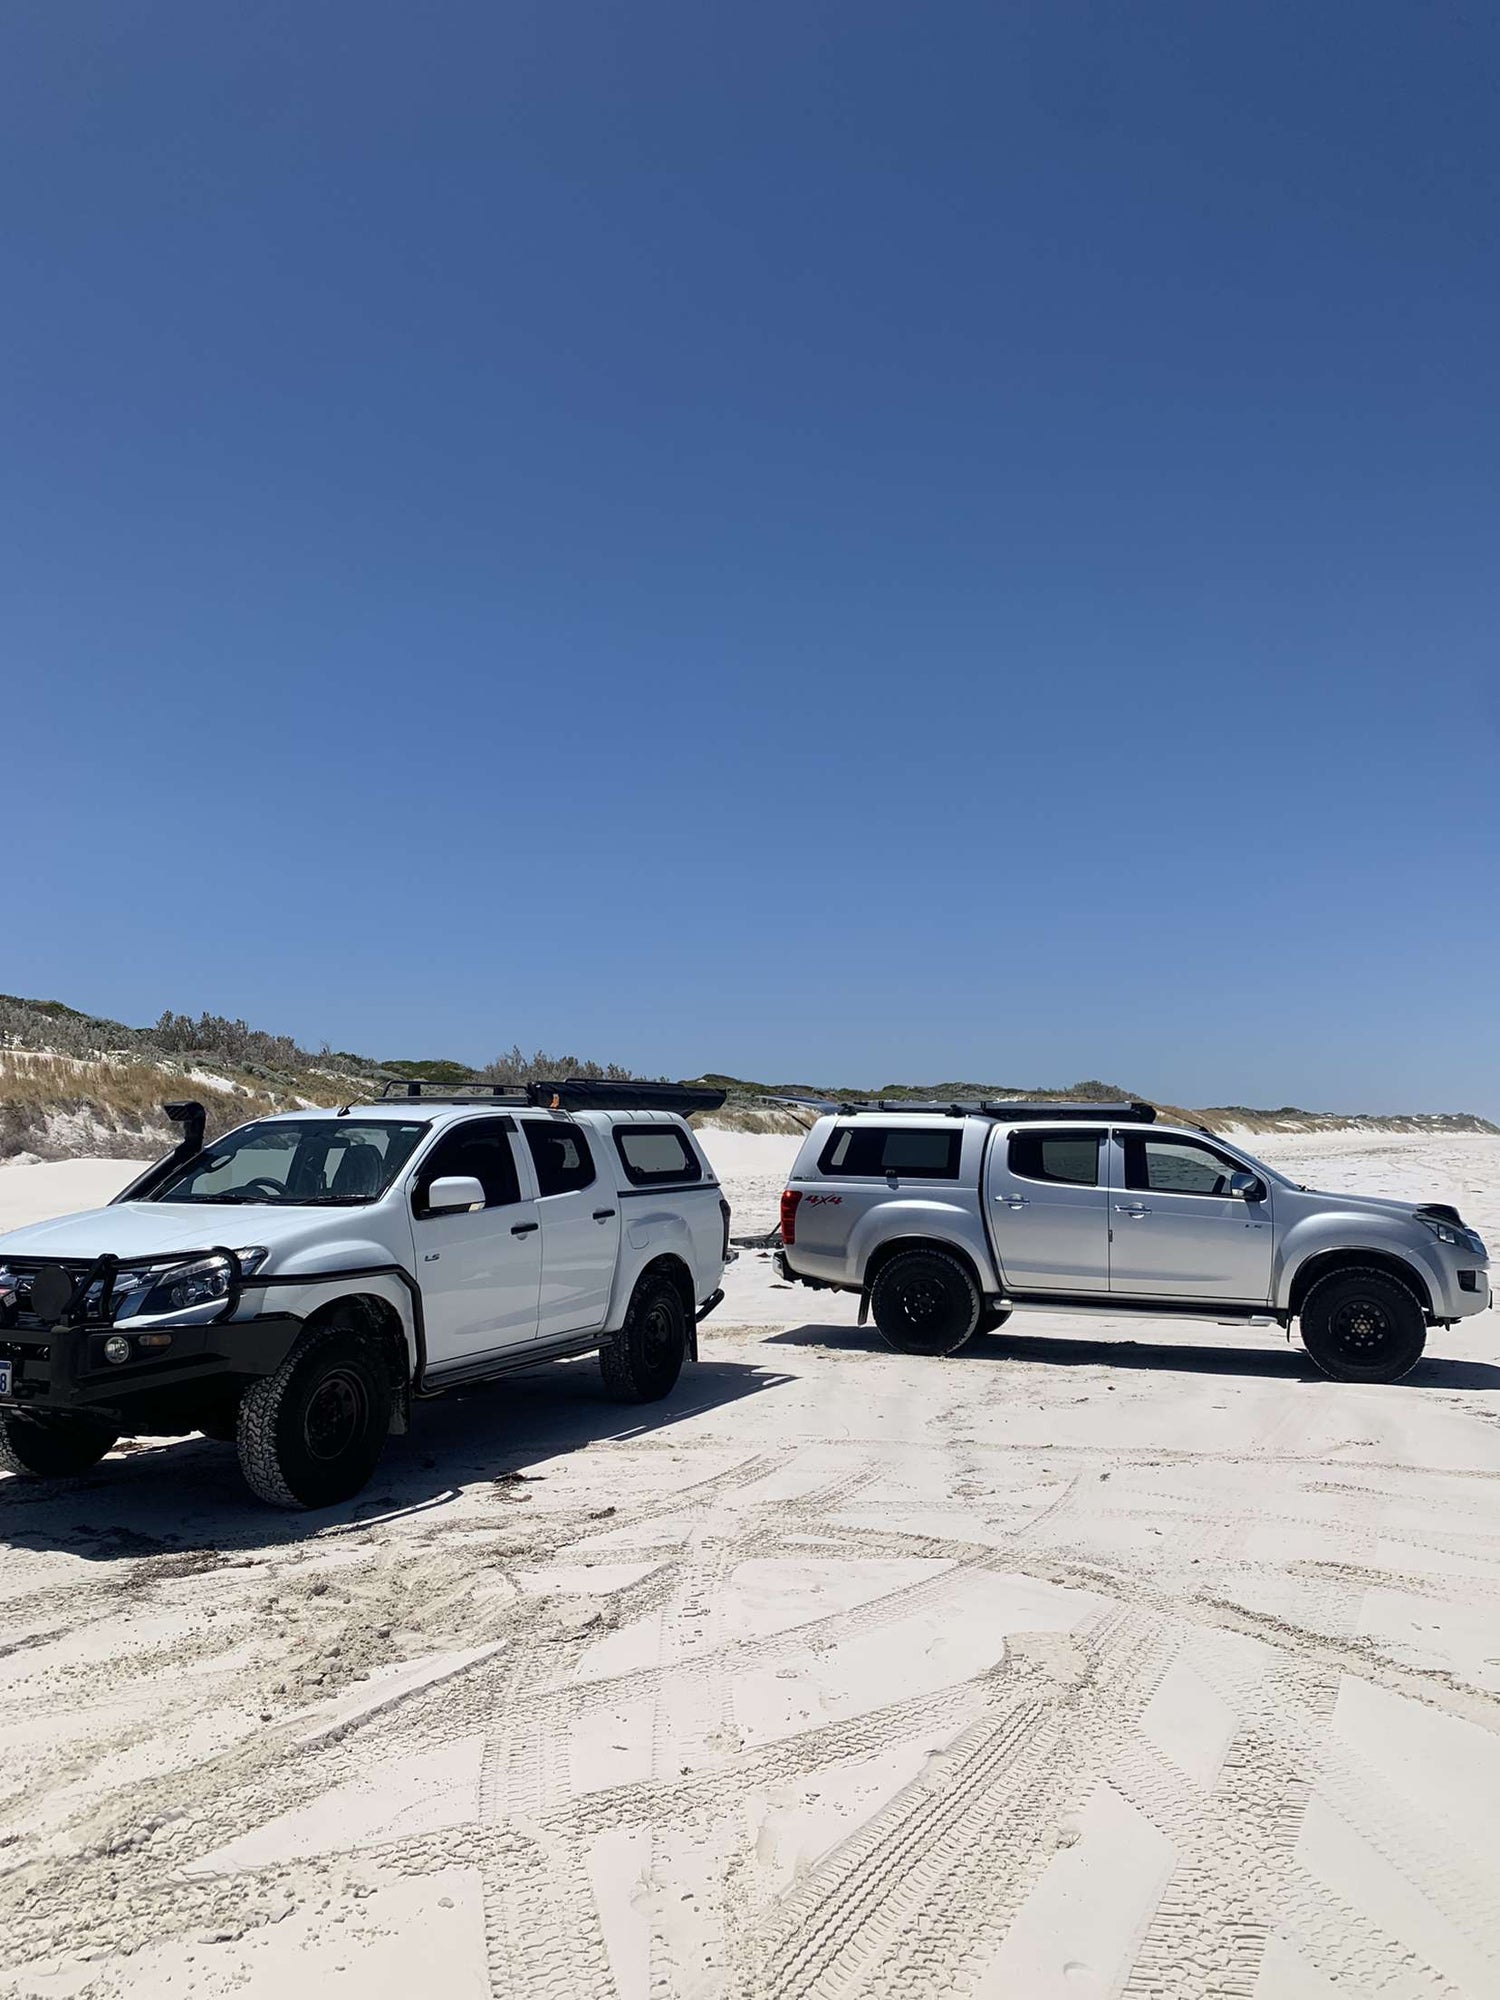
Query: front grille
1,1259,113,1334
1,1307,52,1336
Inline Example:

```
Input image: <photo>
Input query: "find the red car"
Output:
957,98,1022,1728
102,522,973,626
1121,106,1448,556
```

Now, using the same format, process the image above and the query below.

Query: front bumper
0,1312,305,1417
1449,1270,1492,1318
1431,1243,1491,1319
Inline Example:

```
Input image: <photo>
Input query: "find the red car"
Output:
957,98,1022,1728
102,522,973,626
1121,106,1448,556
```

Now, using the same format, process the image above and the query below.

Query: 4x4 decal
805,1193,843,1206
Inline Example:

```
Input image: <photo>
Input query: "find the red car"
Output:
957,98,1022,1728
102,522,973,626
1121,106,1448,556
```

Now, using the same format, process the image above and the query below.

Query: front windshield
154,1120,428,1205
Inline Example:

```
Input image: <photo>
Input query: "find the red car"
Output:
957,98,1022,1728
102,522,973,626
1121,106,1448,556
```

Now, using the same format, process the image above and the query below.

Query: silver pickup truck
776,1100,1490,1381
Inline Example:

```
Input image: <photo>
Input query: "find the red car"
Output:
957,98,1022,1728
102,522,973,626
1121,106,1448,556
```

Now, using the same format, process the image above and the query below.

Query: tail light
780,1188,802,1245
719,1197,732,1261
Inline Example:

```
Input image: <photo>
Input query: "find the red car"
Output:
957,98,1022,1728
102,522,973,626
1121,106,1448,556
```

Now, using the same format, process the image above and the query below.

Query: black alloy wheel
869,1248,981,1357
600,1272,688,1402
303,1368,368,1463
1300,1267,1427,1383
237,1324,392,1508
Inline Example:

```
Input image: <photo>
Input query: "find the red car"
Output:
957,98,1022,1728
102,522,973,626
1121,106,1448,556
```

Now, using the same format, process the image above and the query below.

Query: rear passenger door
985,1126,1110,1293
520,1117,619,1337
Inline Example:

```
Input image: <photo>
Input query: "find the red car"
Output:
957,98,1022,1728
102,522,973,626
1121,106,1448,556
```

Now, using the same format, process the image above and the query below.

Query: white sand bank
2,1132,1499,1996
0,1155,148,1233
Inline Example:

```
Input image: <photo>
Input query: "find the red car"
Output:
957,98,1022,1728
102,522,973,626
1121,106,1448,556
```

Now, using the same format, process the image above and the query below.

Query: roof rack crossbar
831,1099,1157,1124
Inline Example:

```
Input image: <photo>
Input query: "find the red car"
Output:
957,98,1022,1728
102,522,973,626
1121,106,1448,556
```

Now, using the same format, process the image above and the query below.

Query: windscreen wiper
168,1193,273,1204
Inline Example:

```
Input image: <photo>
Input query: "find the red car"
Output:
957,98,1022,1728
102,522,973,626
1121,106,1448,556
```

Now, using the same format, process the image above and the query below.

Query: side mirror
425,1175,486,1213
1227,1171,1264,1202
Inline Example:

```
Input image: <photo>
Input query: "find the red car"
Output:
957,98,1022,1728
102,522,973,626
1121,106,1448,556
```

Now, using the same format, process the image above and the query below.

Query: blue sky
4,1,1497,1112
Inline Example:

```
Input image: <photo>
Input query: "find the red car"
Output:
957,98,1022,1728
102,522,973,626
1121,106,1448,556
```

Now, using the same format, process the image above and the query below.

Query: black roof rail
832,1099,1157,1125
528,1079,727,1114
379,1081,530,1101
375,1077,727,1115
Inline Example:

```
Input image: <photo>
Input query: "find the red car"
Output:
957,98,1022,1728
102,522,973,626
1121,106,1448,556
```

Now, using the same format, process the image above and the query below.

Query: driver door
409,1119,542,1367
1107,1132,1273,1301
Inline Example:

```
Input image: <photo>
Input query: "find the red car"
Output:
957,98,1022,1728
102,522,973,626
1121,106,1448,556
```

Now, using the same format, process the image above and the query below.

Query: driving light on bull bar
103,1336,131,1364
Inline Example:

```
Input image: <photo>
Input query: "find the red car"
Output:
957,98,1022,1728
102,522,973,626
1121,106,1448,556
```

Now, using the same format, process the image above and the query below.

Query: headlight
122,1247,268,1319
1416,1215,1487,1256
150,1256,235,1312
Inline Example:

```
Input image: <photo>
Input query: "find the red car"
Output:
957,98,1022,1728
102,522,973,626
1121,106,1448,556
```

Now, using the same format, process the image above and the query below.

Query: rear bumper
0,1312,305,1417
774,1251,841,1290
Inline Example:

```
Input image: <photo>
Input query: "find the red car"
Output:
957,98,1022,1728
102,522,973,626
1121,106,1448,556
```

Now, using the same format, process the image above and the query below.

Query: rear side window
1008,1130,1104,1187
613,1123,702,1186
523,1120,597,1196
817,1125,962,1179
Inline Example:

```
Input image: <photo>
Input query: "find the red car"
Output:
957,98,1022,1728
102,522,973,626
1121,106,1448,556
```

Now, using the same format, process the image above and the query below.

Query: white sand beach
3,1126,1500,1997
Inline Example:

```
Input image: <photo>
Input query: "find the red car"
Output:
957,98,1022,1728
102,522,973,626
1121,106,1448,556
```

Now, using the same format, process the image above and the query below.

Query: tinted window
523,1120,596,1196
613,1125,702,1185
1123,1136,1240,1197
817,1125,963,1179
1008,1131,1103,1187
414,1120,523,1214
158,1120,427,1204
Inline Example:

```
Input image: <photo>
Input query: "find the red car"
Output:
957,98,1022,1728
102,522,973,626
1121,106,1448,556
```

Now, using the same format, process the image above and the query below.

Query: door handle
1115,1203,1151,1217
511,1221,539,1236
996,1195,1030,1208
593,1208,617,1221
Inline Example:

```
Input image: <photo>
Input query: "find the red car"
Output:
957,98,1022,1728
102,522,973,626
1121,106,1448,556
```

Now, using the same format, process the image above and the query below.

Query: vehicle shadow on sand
0,1354,793,1562
769,1321,1500,1391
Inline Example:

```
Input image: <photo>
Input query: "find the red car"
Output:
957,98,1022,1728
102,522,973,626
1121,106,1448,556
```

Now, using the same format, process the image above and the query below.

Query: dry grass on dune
0,1052,321,1160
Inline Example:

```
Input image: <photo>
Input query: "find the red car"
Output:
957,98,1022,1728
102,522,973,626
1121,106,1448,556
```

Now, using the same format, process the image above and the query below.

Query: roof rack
377,1077,727,1115
832,1099,1157,1125
534,1079,727,1114
380,1081,529,1101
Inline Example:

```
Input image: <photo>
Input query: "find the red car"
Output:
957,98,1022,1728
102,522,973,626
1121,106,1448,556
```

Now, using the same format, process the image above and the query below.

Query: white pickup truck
0,1081,731,1507
777,1100,1490,1382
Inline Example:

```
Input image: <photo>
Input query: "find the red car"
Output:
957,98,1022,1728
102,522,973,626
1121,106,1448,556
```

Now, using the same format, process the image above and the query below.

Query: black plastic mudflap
690,1288,726,1363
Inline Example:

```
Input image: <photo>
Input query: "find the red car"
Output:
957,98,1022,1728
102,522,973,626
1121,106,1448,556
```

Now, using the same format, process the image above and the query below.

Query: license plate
0,1360,12,1398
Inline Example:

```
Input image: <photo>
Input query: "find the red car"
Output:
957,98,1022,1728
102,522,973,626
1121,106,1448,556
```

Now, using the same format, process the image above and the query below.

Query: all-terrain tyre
1300,1266,1427,1383
0,1410,118,1478
236,1323,391,1508
599,1271,688,1402
870,1248,982,1357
